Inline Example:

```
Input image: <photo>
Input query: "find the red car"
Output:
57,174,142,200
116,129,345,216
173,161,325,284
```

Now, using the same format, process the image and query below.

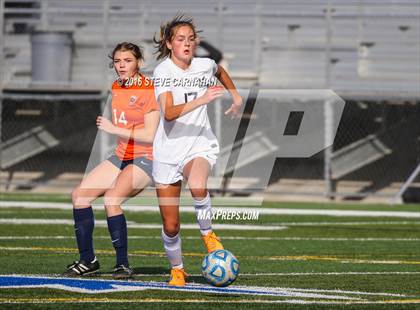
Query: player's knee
162,221,180,237
71,186,81,203
104,205,123,217
103,191,124,207
189,186,207,200
71,186,91,207
188,177,207,197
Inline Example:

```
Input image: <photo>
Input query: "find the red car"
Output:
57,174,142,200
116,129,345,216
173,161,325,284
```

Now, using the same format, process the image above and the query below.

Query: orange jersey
111,75,159,161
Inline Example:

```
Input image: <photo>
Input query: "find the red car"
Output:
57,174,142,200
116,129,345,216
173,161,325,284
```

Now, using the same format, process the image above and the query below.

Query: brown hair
108,42,144,68
153,14,198,61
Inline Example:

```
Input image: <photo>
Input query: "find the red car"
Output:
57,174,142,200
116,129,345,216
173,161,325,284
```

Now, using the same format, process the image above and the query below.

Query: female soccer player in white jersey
153,15,242,286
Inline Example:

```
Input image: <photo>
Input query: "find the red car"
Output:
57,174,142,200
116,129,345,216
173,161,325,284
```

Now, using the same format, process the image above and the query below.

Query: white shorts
153,151,218,185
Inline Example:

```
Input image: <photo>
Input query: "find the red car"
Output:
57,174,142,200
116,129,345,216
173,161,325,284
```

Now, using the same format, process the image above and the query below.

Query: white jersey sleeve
210,59,218,75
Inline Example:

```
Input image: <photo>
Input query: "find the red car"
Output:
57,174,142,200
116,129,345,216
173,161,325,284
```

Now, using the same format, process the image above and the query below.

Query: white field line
1,235,420,242
241,272,420,276
0,219,286,231
234,285,406,297
0,275,417,305
0,284,358,300
0,274,408,299
1,246,419,265
0,275,359,300
1,299,420,305
44,271,420,277
270,221,420,226
1,217,419,227
0,274,417,305
1,201,420,218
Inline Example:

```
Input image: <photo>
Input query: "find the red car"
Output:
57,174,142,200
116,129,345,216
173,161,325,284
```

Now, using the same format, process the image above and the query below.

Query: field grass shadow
132,266,169,275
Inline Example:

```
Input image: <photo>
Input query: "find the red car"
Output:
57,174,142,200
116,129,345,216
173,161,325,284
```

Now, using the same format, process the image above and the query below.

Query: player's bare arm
159,87,224,121
215,65,243,118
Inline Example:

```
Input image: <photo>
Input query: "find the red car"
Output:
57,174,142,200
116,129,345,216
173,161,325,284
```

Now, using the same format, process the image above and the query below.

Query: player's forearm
216,66,241,102
164,97,205,121
113,127,155,143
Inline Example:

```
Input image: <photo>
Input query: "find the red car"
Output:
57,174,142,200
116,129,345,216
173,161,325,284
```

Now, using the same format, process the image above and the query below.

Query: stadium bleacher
1,0,418,95
1,0,419,201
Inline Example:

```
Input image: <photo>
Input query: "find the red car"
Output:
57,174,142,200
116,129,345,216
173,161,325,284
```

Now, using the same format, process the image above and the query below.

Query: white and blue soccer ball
201,249,239,287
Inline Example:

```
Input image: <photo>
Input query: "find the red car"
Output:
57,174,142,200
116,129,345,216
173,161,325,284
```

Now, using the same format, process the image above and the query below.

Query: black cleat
62,257,100,277
113,264,133,279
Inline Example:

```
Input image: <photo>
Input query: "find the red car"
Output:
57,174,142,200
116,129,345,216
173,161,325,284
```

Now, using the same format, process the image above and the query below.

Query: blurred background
0,0,419,204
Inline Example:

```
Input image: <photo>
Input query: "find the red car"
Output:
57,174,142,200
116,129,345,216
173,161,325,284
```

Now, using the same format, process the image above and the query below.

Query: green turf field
0,193,419,309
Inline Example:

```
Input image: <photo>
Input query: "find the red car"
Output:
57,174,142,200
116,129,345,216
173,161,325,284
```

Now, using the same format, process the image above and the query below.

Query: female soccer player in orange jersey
63,42,159,279
152,15,242,286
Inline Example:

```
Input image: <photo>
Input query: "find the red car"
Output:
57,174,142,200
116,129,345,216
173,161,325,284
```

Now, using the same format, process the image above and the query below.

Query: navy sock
107,214,128,266
73,207,95,263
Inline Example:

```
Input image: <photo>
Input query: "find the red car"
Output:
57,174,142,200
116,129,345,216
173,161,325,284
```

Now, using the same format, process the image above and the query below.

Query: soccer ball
201,249,239,287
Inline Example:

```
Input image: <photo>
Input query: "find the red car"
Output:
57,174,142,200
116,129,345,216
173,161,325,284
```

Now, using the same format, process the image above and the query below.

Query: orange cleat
202,231,224,253
168,268,187,286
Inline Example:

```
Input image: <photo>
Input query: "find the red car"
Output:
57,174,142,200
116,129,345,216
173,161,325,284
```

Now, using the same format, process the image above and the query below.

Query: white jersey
152,57,220,164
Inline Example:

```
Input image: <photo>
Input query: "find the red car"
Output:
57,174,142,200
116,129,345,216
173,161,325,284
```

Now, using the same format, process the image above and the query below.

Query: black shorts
107,155,153,179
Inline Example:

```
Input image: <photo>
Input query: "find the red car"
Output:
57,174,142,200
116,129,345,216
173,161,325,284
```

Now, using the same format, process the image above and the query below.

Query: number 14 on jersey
113,109,128,126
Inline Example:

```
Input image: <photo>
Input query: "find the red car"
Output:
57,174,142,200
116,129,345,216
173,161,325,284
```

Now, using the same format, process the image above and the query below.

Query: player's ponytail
153,13,198,61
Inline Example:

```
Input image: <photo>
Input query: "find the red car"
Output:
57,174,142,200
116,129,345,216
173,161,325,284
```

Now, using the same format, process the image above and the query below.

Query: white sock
161,229,183,269
194,193,212,236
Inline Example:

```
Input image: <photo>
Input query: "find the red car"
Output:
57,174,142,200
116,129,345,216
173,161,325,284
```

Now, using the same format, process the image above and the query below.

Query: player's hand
96,116,115,134
225,94,243,119
202,85,224,104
